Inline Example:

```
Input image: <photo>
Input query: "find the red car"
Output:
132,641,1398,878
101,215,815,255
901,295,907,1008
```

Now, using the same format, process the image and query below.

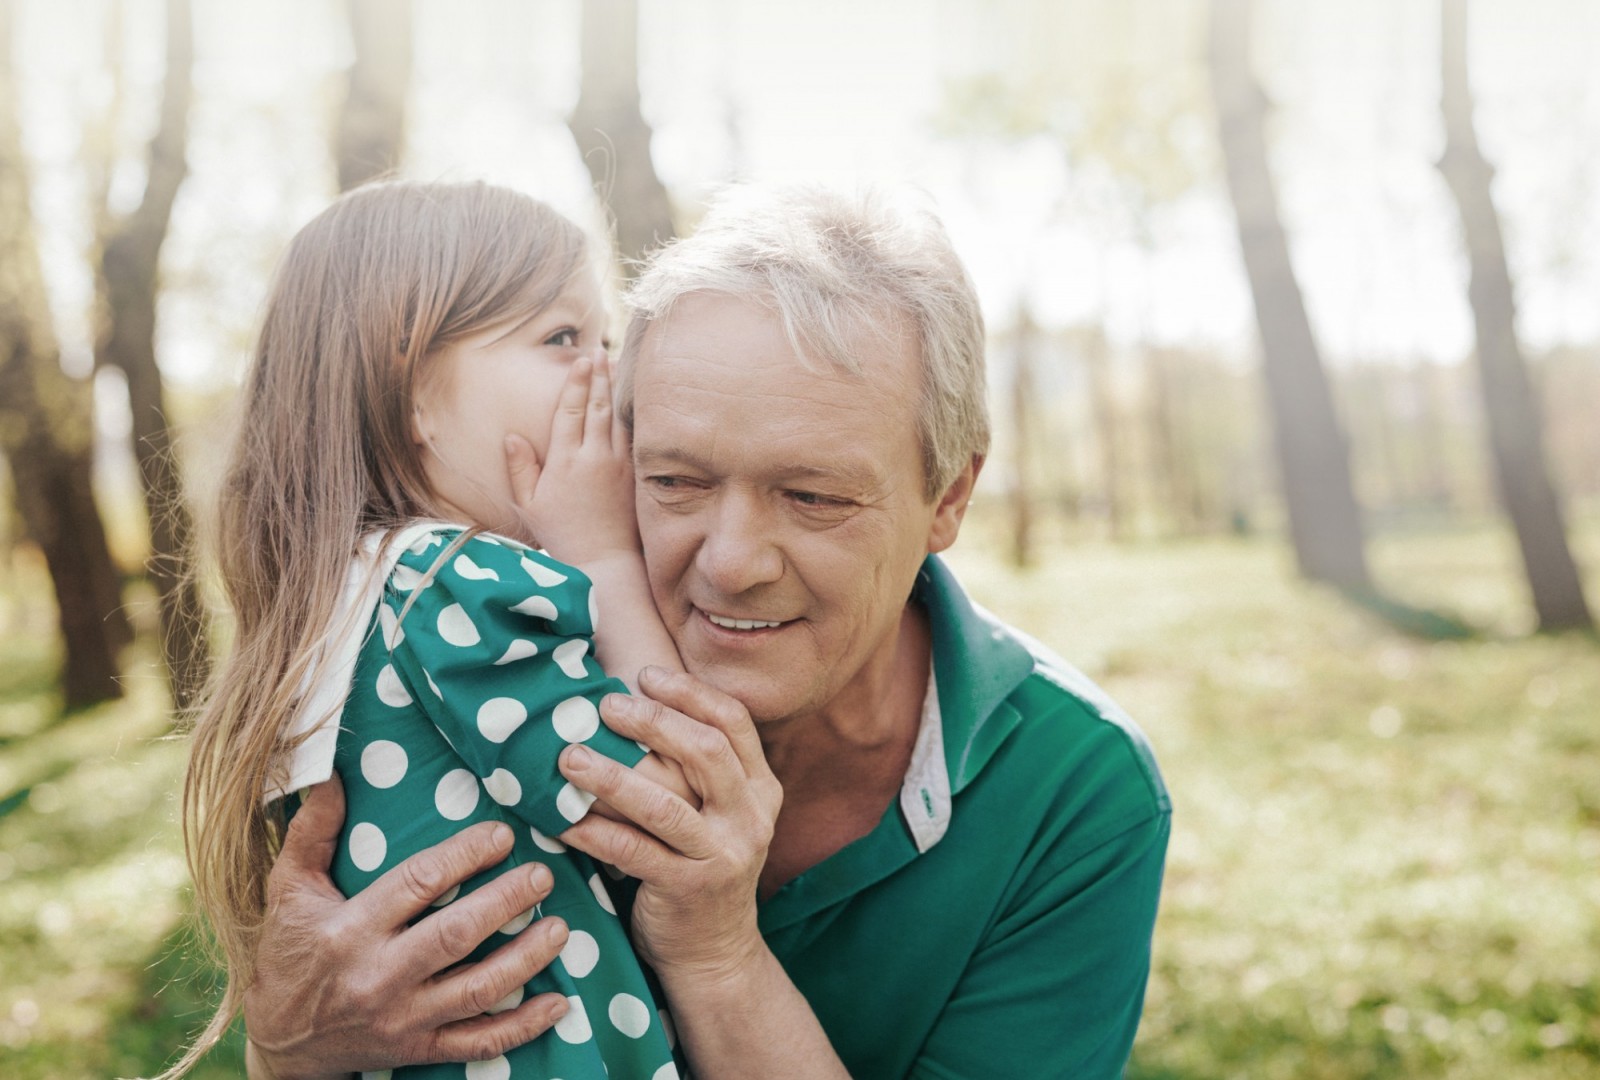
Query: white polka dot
552,697,600,742
477,697,528,743
557,782,596,824
660,1008,676,1050
484,769,522,806
493,639,539,665
552,639,589,679
378,604,403,650
510,594,559,620
464,1057,510,1080
375,664,412,707
360,741,407,788
438,603,481,647
425,670,443,700
609,993,651,1038
521,555,569,587
554,995,592,1043
453,553,499,581
588,872,617,915
435,769,480,820
348,822,387,872
429,884,460,907
652,1063,680,1080
589,589,600,632
486,985,523,1015
560,929,600,977
530,827,567,853
499,906,535,935
391,564,424,591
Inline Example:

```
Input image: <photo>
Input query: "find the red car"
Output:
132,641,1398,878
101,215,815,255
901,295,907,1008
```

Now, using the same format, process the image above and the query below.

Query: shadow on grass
103,915,245,1080
1338,586,1479,641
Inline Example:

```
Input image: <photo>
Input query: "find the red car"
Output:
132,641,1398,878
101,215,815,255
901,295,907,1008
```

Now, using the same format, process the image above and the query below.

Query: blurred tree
93,0,209,709
935,3,1214,543
1008,303,1039,567
1208,0,1371,591
1437,0,1592,632
0,0,128,709
569,0,675,274
335,0,411,191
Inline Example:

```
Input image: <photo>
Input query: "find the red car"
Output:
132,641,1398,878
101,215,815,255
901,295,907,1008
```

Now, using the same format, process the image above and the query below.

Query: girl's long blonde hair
173,180,589,1075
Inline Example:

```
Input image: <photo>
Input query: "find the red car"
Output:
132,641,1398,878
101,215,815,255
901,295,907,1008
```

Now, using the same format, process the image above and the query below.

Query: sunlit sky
13,0,1600,390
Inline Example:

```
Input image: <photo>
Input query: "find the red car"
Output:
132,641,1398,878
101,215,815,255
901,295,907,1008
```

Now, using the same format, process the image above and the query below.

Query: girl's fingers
586,353,614,450
550,356,594,449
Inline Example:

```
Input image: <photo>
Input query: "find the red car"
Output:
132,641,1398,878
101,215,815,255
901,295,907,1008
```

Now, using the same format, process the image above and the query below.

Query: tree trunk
1437,0,1592,631
335,0,411,191
1008,305,1037,568
96,0,209,709
568,0,676,274
0,0,126,709
1083,326,1126,541
1208,0,1371,589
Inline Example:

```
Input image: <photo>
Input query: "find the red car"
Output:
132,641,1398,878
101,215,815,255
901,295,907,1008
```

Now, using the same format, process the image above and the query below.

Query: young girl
179,181,688,1080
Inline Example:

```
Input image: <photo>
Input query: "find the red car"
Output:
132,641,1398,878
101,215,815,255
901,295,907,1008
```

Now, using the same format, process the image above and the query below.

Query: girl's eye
544,328,579,348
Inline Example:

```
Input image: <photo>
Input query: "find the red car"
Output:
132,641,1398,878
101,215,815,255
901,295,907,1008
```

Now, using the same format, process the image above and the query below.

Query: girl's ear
409,403,431,447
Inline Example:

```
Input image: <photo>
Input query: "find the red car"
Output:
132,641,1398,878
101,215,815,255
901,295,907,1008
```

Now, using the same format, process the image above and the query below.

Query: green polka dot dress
312,525,681,1079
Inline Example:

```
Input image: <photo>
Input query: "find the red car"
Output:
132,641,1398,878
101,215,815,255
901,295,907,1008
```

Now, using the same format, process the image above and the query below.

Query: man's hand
244,776,571,1080
557,667,783,978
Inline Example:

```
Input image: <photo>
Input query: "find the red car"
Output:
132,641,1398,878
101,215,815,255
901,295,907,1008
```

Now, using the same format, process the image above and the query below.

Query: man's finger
355,821,518,932
420,912,571,1027
598,693,751,811
270,776,346,893
423,992,570,1065
638,666,774,785
561,812,681,883
392,860,555,983
560,743,710,856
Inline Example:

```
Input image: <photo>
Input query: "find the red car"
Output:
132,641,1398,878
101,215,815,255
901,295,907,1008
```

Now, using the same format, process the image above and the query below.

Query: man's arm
557,667,852,1079
243,777,571,1080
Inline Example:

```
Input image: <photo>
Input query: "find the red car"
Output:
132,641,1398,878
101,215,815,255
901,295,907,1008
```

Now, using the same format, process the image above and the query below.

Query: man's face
630,292,962,726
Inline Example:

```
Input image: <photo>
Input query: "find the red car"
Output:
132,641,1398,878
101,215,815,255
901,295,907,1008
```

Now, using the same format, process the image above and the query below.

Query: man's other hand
243,775,570,1079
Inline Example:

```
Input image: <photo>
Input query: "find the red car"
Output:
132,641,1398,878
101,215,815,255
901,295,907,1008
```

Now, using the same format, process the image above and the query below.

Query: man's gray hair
617,184,990,500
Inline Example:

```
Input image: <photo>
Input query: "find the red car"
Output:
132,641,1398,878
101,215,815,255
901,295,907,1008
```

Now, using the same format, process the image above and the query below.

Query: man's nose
695,492,784,594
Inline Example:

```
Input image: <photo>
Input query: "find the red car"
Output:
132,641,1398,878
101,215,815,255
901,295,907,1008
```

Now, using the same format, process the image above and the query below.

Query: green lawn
1,519,1597,1078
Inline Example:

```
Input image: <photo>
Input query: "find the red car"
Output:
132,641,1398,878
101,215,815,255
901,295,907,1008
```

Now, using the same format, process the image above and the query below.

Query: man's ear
927,454,984,555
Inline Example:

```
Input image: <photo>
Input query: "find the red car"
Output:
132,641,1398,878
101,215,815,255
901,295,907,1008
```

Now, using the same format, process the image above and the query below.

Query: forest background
0,0,1596,1077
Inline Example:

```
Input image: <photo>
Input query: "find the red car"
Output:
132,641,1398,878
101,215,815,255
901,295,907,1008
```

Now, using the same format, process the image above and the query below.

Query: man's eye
789,491,845,509
544,328,579,347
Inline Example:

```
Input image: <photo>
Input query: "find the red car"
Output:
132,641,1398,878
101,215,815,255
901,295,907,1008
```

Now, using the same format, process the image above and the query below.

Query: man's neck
755,604,933,898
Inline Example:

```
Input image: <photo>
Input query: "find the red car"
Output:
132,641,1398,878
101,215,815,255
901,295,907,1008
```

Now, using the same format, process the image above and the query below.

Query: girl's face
412,267,610,539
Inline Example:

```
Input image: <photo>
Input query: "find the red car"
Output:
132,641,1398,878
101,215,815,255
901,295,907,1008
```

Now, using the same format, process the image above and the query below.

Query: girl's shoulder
382,523,596,636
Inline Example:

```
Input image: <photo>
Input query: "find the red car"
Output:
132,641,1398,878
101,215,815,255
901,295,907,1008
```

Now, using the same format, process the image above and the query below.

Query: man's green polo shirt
758,555,1171,1079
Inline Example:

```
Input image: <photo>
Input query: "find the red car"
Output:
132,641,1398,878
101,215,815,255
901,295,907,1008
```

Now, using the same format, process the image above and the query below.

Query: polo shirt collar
916,553,1037,794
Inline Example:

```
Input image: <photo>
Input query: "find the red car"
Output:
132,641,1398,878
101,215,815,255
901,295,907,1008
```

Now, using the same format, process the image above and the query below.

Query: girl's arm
505,354,690,808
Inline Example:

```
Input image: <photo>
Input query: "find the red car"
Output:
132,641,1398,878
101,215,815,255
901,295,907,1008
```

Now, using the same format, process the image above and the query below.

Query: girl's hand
504,354,638,565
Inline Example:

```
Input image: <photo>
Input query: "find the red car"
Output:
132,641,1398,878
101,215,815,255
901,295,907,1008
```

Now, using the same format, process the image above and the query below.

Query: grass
1,516,1597,1078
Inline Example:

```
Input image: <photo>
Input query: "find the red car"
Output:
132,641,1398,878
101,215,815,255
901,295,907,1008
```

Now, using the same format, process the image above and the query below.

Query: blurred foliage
1,512,1598,1077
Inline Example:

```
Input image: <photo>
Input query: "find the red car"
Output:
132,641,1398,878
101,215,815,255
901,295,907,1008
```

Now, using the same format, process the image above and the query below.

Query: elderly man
244,186,1169,1079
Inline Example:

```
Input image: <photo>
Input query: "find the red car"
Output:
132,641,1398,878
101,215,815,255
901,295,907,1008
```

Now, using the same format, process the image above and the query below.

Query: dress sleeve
380,529,646,839
908,809,1170,1080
